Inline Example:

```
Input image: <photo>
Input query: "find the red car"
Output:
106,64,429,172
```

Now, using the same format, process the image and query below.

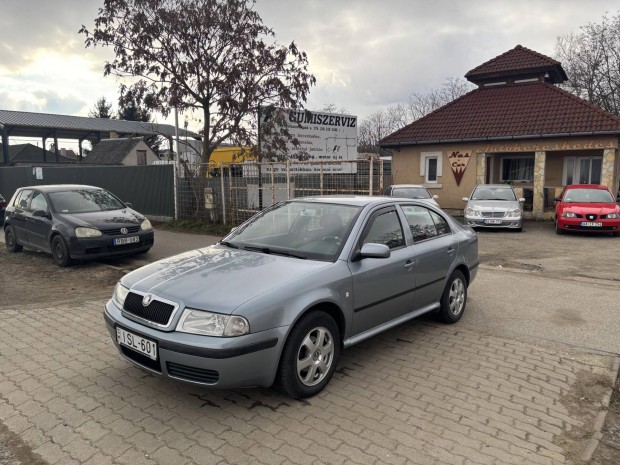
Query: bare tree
359,77,473,153
555,13,620,116
80,0,316,166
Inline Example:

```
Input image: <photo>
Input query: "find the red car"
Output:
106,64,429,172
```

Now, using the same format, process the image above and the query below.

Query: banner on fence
259,108,358,174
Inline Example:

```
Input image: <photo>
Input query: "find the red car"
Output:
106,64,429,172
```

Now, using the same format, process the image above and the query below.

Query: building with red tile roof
381,45,620,218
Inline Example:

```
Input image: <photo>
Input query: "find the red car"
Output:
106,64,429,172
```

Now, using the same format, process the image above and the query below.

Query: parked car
554,184,620,236
0,194,7,226
104,196,479,398
385,184,439,206
4,184,154,266
463,184,525,231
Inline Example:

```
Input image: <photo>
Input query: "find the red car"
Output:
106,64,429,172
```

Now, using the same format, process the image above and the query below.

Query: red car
554,184,620,236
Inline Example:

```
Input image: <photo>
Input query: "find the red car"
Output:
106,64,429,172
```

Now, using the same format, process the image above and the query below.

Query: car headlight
112,282,129,309
176,309,250,337
465,207,481,217
607,213,619,219
141,219,153,230
562,212,577,218
506,208,521,218
75,227,102,237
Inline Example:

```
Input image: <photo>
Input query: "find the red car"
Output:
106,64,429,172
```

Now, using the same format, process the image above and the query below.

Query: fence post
173,161,179,220
270,162,275,206
369,159,374,196
220,163,226,225
286,160,291,199
320,162,324,195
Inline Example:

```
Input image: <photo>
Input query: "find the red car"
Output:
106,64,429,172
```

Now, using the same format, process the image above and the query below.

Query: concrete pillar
476,152,486,185
601,148,616,191
533,151,546,216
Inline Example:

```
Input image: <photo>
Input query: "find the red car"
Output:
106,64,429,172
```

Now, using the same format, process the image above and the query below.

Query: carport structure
0,109,200,164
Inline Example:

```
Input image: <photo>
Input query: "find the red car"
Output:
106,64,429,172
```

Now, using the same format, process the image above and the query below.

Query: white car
385,184,439,207
463,184,525,231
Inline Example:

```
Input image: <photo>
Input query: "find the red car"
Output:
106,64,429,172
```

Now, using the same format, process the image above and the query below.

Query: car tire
5,226,23,253
555,220,564,235
437,270,467,324
277,311,340,399
51,235,72,267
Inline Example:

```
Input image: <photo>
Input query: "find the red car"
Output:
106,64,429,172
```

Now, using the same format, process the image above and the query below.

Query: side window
402,205,439,243
429,210,451,236
14,189,34,210
30,191,49,212
362,209,405,249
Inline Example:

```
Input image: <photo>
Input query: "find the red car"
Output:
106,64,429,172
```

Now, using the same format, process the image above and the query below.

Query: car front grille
123,292,175,326
166,362,220,384
102,225,141,235
481,211,506,218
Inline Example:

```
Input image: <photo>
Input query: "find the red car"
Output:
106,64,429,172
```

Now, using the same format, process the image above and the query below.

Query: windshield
391,187,431,199
224,201,362,261
49,189,126,213
563,188,614,203
471,187,516,201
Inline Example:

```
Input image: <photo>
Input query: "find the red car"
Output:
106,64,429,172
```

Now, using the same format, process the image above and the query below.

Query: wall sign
448,150,471,186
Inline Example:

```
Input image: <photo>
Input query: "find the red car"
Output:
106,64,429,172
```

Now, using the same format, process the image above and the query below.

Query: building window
137,150,147,166
420,152,442,184
563,157,602,185
500,157,534,182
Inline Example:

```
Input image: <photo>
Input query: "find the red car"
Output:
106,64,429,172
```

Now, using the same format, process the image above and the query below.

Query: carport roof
0,109,201,140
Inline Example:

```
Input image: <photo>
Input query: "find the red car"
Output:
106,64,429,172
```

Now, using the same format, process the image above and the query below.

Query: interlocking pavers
0,299,616,465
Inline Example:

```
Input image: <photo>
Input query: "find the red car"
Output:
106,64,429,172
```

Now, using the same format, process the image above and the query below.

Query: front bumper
464,216,523,229
104,300,287,389
68,230,154,259
556,217,620,233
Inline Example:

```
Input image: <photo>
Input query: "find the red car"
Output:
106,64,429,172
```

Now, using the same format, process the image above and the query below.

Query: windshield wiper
219,240,239,249
243,246,307,259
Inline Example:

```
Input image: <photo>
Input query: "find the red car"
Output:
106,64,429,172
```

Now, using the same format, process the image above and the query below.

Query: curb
581,356,620,462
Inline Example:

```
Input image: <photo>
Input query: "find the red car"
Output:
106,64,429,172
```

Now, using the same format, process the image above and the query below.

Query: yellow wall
391,136,619,210
209,146,254,164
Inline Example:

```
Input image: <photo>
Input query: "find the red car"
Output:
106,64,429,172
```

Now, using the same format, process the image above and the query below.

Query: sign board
258,108,358,174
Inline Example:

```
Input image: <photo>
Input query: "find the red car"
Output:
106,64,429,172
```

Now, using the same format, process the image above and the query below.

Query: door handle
446,247,455,255
404,259,415,270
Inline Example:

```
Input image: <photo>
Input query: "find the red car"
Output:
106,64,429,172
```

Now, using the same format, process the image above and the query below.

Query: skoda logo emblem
142,294,153,307
121,227,128,235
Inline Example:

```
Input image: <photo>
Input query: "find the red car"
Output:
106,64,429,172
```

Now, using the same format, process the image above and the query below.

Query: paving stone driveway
0,297,616,465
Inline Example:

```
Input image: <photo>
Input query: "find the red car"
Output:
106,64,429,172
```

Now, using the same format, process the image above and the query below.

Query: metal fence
176,159,391,226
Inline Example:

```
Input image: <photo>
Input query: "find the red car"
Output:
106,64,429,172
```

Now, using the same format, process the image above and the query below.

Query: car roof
291,196,399,207
474,184,515,189
389,184,428,188
17,184,101,193
564,184,608,190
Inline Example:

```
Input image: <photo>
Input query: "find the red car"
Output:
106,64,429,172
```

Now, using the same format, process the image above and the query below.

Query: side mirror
462,197,469,202
553,196,561,202
359,243,390,259
32,209,50,219
518,198,526,203
432,195,439,200
125,202,133,208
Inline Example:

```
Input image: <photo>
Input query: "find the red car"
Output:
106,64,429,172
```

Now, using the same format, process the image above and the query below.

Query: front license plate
114,236,139,246
116,327,157,360
580,222,603,227
484,219,503,224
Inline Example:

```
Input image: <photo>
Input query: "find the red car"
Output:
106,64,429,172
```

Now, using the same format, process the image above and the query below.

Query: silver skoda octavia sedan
463,184,525,231
104,196,479,398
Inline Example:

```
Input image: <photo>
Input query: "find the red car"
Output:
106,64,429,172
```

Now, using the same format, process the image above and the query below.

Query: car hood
467,200,519,211
57,209,144,228
560,203,619,214
121,245,332,314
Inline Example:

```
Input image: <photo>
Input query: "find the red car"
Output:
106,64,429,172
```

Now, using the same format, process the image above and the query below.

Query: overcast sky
1,0,619,138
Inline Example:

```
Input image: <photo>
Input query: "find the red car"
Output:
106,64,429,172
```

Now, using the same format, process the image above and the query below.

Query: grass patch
154,219,234,236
